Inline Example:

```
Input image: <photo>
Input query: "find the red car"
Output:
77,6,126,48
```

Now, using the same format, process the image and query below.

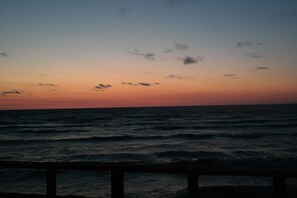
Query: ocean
0,104,297,197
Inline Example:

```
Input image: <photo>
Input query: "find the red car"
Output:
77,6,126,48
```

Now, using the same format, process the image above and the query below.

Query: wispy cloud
144,72,153,75
92,84,112,91
182,56,204,65
255,66,270,71
0,52,8,57
224,74,238,79
237,41,263,48
167,0,197,6
271,10,297,18
165,42,189,53
0,90,21,97
118,7,132,16
122,82,160,87
166,74,193,79
121,82,138,86
175,42,189,50
129,49,155,61
246,53,265,59
38,83,58,87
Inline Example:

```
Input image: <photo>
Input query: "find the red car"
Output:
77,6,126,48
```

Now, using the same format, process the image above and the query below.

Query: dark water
0,104,297,197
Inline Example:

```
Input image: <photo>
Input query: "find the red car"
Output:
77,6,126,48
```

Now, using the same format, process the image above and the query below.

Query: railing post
188,172,199,198
111,169,124,198
273,176,286,198
47,168,56,198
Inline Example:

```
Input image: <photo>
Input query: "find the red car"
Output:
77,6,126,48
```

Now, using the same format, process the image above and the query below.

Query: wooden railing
0,161,297,198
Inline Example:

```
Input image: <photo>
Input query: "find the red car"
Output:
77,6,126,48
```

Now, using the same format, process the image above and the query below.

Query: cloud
129,49,155,61
237,41,263,48
271,11,297,18
279,11,297,17
224,74,238,79
167,0,197,6
166,74,193,79
144,53,155,60
246,53,265,59
167,75,182,79
38,83,58,87
175,42,189,50
138,82,152,86
118,7,132,16
165,42,189,53
164,49,174,53
0,90,21,97
92,84,112,91
255,66,270,71
121,82,138,86
0,52,8,57
182,56,204,64
122,82,160,87
144,72,153,75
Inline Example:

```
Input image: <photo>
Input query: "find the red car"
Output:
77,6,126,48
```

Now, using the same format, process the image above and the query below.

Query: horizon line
1,102,296,111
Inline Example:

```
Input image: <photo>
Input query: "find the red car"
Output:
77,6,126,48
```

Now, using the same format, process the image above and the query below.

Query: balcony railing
0,161,296,198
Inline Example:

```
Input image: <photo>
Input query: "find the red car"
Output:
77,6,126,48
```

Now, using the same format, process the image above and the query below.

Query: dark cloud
175,42,189,50
122,82,160,86
118,7,132,15
144,53,155,60
246,53,265,59
182,56,204,64
224,74,238,79
237,41,263,48
121,82,138,86
0,90,21,97
38,83,58,87
138,82,152,86
93,84,112,91
164,49,174,53
129,49,155,61
165,42,189,53
255,66,270,71
183,57,197,64
0,52,8,57
237,41,252,47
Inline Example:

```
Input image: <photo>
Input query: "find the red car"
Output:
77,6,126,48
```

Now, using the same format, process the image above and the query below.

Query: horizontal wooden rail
0,161,297,198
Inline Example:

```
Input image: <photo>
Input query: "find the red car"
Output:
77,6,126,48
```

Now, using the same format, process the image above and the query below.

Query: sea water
0,104,297,197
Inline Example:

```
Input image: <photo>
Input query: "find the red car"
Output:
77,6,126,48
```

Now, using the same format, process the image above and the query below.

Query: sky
0,0,297,110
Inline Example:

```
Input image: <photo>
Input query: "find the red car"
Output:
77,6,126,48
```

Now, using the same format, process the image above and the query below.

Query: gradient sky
1,0,297,110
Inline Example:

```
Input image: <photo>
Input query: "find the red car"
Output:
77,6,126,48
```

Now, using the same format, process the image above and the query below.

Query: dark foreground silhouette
1,186,297,198
0,161,296,198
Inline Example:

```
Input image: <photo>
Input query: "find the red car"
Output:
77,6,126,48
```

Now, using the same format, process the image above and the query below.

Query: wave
1,132,296,144
0,128,89,134
155,151,229,158
144,123,297,132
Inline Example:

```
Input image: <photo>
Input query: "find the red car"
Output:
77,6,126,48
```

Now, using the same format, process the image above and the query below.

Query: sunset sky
1,0,297,110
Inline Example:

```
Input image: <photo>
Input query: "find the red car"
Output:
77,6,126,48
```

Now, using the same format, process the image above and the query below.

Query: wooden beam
111,169,124,198
46,168,56,198
273,176,286,198
188,172,199,198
